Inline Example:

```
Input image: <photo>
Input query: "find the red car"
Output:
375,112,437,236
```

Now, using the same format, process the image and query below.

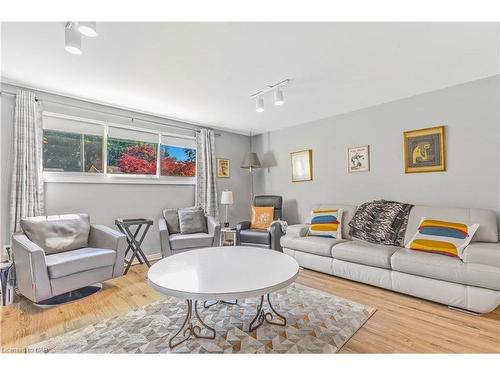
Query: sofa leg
447,306,481,316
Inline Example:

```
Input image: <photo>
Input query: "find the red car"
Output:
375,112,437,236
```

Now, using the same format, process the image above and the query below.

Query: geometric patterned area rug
29,283,376,353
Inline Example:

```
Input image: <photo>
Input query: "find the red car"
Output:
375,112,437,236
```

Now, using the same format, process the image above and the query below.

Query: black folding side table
115,218,153,275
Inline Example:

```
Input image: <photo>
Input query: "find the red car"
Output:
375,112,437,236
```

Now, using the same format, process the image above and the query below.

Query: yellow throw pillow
251,206,275,229
405,217,479,258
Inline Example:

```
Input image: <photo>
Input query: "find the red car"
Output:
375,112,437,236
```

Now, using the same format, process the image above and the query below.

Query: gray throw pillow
163,208,180,234
20,213,90,255
178,208,207,234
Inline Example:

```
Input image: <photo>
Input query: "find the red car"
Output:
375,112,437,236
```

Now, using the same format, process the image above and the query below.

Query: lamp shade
241,152,262,169
221,191,234,205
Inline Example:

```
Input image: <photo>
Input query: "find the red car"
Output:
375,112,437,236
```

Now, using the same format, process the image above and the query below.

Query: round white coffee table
148,246,299,348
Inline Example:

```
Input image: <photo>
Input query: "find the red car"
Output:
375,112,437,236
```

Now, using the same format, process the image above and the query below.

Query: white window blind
43,114,104,137
161,134,196,149
108,125,158,143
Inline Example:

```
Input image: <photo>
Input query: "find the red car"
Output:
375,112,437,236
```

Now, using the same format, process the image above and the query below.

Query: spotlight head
77,22,98,37
274,88,284,105
65,25,82,55
255,97,265,112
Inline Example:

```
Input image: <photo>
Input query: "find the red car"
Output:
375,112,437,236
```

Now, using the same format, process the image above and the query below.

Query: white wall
253,76,500,228
1,84,252,256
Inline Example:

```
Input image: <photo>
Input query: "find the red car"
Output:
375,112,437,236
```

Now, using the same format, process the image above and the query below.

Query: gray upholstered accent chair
236,195,284,252
11,213,126,303
159,207,221,257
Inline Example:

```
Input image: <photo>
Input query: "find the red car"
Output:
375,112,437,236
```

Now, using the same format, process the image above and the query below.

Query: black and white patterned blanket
349,200,414,246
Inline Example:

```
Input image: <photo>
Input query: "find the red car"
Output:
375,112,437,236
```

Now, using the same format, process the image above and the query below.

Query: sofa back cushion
404,206,498,244
20,213,90,255
308,204,358,240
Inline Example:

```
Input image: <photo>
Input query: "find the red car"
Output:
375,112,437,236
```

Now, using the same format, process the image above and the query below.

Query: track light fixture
255,97,265,112
251,79,290,112
64,21,98,55
64,23,82,55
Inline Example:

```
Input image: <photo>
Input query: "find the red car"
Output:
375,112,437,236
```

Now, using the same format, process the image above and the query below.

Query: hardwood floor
1,264,499,353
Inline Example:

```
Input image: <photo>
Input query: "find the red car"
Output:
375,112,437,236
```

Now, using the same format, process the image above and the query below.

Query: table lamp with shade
220,190,234,228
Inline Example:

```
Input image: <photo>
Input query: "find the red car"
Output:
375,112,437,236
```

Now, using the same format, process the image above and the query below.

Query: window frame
42,112,197,185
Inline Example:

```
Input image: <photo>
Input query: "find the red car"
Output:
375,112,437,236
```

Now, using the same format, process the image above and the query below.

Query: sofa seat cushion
462,242,500,268
391,248,500,291
331,240,400,269
169,233,214,250
281,236,345,257
239,229,270,245
46,247,116,279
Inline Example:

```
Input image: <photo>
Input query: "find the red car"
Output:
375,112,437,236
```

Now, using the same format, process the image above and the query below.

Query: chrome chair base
34,283,102,308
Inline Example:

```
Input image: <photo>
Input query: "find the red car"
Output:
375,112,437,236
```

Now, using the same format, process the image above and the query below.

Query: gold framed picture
403,126,446,173
217,158,230,178
290,149,312,182
347,145,370,173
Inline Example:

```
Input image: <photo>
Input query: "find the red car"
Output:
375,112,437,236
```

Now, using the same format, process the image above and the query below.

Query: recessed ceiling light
274,88,284,105
65,25,82,55
255,97,265,112
77,22,97,37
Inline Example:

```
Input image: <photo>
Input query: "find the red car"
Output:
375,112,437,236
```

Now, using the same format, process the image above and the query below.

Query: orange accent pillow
250,206,275,229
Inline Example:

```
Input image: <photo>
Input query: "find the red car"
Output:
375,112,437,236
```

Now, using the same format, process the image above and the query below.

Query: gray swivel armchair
236,195,284,252
11,213,126,304
159,207,221,257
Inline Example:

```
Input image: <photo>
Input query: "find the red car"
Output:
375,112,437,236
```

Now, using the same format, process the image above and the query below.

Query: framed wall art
403,126,446,173
290,149,312,182
217,158,230,178
347,145,370,173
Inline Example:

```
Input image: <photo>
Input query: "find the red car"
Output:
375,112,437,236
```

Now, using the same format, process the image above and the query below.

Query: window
43,131,103,173
107,126,158,175
42,114,104,173
42,112,197,183
160,134,196,177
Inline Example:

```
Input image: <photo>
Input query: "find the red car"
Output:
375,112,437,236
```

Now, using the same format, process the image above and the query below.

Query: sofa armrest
269,222,284,252
89,224,127,278
206,216,221,247
11,233,51,303
236,221,251,245
285,224,309,238
159,217,172,258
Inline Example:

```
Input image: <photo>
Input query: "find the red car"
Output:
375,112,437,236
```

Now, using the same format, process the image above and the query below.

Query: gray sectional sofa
281,204,500,313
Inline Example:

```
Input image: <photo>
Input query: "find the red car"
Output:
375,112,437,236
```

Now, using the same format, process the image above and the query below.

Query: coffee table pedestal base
249,294,286,332
169,294,287,349
169,300,216,349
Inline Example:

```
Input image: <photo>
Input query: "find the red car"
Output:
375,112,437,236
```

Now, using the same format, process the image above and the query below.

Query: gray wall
253,76,500,227
1,84,252,257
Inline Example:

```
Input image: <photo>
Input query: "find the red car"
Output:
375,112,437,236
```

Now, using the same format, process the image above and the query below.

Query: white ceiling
1,22,499,134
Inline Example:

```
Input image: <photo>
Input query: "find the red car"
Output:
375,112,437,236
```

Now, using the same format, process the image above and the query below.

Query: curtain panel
195,129,218,217
10,90,45,234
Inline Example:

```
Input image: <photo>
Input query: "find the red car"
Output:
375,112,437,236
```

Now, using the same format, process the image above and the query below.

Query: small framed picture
347,145,370,173
217,158,230,178
403,126,445,173
290,149,312,182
